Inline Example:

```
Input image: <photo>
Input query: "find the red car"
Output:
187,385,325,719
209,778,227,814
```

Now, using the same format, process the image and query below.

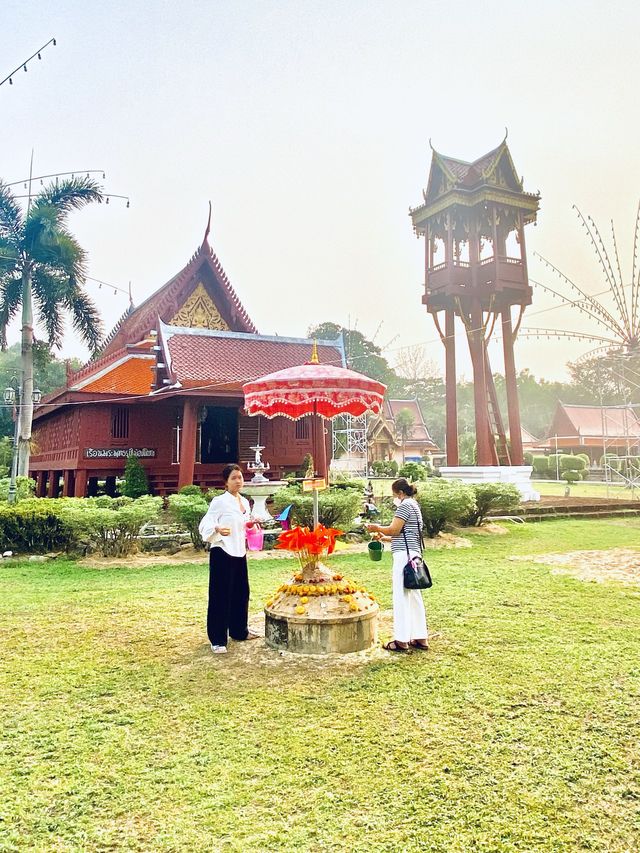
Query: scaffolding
331,414,368,476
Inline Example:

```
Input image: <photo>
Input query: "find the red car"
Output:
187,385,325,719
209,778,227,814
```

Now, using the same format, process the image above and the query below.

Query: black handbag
402,508,432,590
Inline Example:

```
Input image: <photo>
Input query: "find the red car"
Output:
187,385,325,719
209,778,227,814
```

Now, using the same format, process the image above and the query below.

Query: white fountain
242,445,285,521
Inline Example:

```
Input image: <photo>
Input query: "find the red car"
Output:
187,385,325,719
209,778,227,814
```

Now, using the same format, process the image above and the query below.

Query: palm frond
0,236,21,274
0,274,23,349
31,269,66,348
0,182,23,243
30,176,103,222
65,288,103,354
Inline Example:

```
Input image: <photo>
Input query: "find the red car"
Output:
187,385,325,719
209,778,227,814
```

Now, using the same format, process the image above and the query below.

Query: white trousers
392,548,428,643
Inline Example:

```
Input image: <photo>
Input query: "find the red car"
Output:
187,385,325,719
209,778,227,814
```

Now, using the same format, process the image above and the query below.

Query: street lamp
4,378,41,504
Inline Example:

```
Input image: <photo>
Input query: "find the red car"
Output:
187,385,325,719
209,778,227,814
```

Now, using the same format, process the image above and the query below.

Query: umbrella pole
313,488,319,530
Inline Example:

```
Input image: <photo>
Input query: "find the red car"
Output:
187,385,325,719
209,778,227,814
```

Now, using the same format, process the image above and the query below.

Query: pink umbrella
243,346,386,485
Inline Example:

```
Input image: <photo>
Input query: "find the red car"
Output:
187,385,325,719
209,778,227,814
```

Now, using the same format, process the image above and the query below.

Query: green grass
533,480,636,499
2,520,640,852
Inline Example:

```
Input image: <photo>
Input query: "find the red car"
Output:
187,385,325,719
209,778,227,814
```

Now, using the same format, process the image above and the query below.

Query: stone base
440,465,540,502
265,607,378,655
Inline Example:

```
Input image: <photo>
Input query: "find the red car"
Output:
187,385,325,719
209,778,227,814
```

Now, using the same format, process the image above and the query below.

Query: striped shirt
391,498,423,554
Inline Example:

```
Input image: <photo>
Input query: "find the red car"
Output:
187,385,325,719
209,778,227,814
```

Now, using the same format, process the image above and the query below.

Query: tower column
444,310,458,466
502,307,524,465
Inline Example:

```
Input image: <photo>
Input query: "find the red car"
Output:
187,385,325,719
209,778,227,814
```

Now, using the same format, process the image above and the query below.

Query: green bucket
368,540,384,561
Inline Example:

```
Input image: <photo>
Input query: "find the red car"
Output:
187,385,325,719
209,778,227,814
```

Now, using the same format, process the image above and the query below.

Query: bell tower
410,136,540,466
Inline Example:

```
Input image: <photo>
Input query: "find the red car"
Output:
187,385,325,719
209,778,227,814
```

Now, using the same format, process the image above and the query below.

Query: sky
2,0,640,382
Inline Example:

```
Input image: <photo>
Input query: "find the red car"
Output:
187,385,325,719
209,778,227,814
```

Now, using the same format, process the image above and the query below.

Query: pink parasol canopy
242,360,386,420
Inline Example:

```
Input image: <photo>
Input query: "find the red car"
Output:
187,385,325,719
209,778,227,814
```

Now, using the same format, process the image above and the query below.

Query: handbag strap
401,503,424,556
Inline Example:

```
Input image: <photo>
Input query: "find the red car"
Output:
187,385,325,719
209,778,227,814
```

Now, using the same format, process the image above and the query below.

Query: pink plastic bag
246,523,264,551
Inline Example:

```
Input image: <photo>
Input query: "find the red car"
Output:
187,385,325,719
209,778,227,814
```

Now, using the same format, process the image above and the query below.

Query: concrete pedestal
265,607,378,655
242,480,285,522
440,465,540,502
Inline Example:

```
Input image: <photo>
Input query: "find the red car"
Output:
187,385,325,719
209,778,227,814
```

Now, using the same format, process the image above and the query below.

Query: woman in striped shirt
366,478,429,653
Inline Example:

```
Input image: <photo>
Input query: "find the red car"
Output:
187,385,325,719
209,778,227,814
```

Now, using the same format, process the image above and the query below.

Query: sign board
302,477,326,492
84,447,157,460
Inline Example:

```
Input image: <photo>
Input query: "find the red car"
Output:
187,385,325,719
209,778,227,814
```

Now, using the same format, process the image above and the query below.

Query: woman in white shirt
198,463,260,654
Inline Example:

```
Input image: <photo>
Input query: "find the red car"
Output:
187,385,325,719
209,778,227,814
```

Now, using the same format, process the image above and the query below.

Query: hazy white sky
2,0,640,381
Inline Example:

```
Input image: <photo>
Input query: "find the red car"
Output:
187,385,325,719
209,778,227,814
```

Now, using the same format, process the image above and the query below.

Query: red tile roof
80,356,155,395
559,403,640,438
160,326,345,391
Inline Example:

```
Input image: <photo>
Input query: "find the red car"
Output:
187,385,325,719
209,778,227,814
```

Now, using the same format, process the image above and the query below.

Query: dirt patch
511,548,640,585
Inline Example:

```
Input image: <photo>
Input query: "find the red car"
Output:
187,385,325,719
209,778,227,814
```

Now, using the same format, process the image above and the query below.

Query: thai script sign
84,447,157,459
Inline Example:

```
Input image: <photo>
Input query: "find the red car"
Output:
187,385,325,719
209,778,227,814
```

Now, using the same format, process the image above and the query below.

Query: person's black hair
222,463,243,484
391,477,417,497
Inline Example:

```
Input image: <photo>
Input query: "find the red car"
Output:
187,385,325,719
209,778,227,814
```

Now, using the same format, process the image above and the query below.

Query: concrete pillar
62,470,76,497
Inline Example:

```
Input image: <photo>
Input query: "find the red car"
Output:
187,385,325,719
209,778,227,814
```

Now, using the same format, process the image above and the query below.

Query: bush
121,455,149,498
415,480,476,538
178,484,203,496
330,475,365,492
600,454,622,472
523,451,534,466
167,493,209,549
58,495,162,557
371,460,398,477
0,499,74,552
546,454,562,478
398,461,427,481
0,476,36,502
271,487,361,530
561,470,580,484
531,455,549,478
460,483,521,527
576,453,591,469
560,454,587,473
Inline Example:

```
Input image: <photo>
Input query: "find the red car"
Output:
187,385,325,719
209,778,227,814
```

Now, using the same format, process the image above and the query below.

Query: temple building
30,229,343,497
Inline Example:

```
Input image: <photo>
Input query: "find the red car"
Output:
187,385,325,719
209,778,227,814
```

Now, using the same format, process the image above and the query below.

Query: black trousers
207,547,250,647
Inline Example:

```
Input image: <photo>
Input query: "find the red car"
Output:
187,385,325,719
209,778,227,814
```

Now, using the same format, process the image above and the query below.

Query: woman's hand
365,523,379,533
215,525,231,536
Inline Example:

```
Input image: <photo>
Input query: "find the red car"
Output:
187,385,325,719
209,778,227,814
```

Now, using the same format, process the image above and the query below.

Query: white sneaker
210,644,227,654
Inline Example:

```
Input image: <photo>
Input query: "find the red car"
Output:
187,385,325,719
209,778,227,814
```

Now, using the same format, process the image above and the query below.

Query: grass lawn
533,480,636,500
2,520,640,852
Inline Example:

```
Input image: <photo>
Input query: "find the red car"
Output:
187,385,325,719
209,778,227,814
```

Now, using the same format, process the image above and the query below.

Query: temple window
111,406,130,440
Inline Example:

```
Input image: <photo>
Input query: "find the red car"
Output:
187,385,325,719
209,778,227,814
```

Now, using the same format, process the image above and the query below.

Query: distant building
369,399,441,466
544,402,640,461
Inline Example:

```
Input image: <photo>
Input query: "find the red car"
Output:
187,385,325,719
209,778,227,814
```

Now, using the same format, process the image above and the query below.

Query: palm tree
394,408,415,465
0,176,103,475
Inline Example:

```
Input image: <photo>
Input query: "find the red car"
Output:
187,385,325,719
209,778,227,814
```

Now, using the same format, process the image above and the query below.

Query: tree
0,343,82,438
122,454,149,499
394,407,415,464
0,176,103,475
307,322,397,387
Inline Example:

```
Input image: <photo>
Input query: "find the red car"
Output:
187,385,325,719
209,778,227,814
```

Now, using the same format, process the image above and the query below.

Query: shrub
371,460,398,477
460,483,521,527
330,475,365,492
58,495,162,556
204,487,224,502
0,476,36,502
576,453,591,469
561,470,580,484
415,480,476,538
523,451,534,466
121,454,149,498
271,487,361,530
546,454,562,478
0,499,74,552
178,484,203,496
600,454,622,472
398,461,427,481
531,455,549,478
167,493,209,549
560,454,586,473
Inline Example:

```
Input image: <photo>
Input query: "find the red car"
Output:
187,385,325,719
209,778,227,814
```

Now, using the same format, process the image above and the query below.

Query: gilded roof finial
309,340,319,364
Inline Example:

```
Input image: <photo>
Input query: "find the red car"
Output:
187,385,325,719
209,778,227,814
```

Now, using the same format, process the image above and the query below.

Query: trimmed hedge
460,483,521,527
167,493,209,549
415,480,476,538
0,495,162,556
531,455,549,478
398,462,428,481
271,487,361,530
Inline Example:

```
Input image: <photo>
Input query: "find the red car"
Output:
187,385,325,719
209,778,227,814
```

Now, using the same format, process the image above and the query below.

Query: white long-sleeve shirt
198,490,251,557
